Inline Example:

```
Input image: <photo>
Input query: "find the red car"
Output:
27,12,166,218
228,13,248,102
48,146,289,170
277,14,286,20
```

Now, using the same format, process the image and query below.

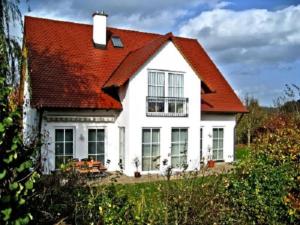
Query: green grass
235,145,251,160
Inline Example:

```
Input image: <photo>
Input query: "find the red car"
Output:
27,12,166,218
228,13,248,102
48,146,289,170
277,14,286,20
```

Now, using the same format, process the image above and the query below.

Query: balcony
146,96,189,117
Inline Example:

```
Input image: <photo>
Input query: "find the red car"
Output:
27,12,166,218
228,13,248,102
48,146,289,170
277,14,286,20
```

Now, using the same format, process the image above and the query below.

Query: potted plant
133,157,141,177
207,147,215,168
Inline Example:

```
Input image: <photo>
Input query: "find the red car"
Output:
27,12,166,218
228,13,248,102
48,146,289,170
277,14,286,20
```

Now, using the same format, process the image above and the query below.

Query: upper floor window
147,70,188,117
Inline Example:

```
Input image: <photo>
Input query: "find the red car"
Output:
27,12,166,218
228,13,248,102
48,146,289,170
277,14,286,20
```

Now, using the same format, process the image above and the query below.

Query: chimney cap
93,10,108,17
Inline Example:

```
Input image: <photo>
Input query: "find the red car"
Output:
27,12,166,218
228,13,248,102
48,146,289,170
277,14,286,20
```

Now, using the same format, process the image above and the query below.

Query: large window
147,70,188,116
88,129,105,163
171,128,188,168
148,71,165,112
142,128,160,171
212,128,224,160
119,127,125,169
55,128,73,169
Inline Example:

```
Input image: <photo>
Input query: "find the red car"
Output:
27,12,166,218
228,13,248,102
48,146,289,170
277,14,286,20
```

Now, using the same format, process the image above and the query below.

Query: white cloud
179,5,300,64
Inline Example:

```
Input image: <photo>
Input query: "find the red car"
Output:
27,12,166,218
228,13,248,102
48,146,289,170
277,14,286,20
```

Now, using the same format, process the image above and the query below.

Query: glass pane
157,72,165,85
55,143,64,155
151,159,159,171
152,144,160,157
142,157,150,171
65,129,73,142
172,129,179,142
179,144,187,155
65,156,73,163
89,129,96,141
213,150,218,160
156,102,164,112
88,142,96,154
219,129,224,138
97,142,104,154
218,150,223,160
171,143,180,155
65,143,73,155
177,102,184,113
213,129,218,138
157,86,164,97
180,129,188,142
171,156,180,168
148,102,156,112
149,86,156,96
168,102,176,112
55,156,64,169
142,144,151,157
180,155,187,165
219,140,223,149
142,129,151,143
88,155,96,161
213,140,218,149
55,129,64,142
152,129,160,143
97,129,105,141
96,155,105,163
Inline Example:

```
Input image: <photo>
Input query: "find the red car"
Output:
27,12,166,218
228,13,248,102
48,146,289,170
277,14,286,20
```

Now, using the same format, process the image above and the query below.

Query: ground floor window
171,128,188,168
142,128,160,171
55,128,73,169
88,129,105,163
212,128,224,160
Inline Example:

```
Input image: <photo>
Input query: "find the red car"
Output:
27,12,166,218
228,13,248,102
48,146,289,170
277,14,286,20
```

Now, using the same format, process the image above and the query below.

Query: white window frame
212,127,224,161
171,128,188,168
54,127,75,169
142,128,161,171
87,128,105,163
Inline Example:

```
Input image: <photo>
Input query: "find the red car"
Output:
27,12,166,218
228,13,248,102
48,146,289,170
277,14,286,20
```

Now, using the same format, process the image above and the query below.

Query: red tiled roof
24,16,247,113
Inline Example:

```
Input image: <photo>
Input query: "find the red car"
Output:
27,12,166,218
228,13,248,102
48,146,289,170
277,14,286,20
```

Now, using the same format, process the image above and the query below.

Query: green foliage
0,1,39,224
236,96,267,145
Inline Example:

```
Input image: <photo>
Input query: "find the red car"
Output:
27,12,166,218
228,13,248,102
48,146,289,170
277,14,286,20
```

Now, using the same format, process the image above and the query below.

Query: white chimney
92,11,108,48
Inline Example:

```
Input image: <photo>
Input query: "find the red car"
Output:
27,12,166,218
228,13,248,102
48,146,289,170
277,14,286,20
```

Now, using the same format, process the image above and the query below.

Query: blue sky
20,0,300,106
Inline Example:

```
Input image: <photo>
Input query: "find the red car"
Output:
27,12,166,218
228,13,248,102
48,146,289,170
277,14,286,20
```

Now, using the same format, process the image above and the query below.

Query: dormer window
147,70,188,117
111,36,123,48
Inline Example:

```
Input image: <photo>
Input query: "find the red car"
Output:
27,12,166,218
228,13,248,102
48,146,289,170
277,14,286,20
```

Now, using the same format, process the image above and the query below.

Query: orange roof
24,16,247,113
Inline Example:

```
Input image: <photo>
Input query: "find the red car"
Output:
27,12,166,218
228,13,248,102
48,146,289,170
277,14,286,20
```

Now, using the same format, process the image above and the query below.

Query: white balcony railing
146,96,189,117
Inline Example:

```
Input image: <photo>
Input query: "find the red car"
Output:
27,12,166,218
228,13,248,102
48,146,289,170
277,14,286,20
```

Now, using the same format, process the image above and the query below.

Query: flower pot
207,160,215,168
134,171,141,178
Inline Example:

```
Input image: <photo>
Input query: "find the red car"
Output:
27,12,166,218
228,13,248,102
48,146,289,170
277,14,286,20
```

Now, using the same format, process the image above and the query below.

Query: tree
0,0,38,224
275,84,300,118
236,95,266,146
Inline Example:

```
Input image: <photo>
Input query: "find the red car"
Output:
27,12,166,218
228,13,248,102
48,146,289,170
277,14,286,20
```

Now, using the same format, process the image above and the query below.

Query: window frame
54,127,75,169
212,127,224,161
141,128,161,171
171,128,188,168
87,128,105,163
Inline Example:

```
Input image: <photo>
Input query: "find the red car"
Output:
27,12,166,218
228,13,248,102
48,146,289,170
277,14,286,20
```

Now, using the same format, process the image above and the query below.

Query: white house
22,12,247,176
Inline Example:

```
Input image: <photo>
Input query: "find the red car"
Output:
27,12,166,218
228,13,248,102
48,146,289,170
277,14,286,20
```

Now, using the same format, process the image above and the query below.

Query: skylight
111,36,123,48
